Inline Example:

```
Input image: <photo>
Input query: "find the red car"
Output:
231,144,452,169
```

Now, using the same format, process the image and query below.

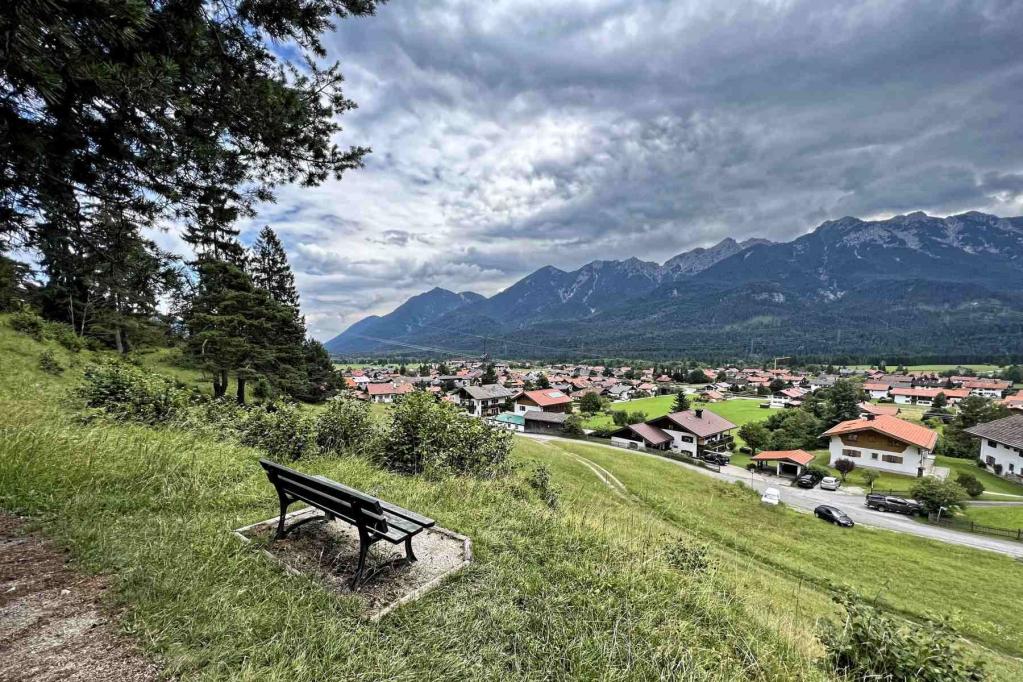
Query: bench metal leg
404,536,418,564
273,490,291,540
350,528,371,590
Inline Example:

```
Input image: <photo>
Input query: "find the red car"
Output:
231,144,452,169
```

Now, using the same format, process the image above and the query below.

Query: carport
751,450,815,478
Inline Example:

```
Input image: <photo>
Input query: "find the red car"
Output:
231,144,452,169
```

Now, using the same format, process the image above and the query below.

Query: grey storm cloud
247,0,1023,340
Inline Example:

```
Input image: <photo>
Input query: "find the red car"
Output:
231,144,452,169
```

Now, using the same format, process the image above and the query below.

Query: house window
986,455,996,465
842,449,861,458
846,434,859,442
871,453,879,460
1010,463,1015,474
989,440,998,448
882,454,903,464
678,435,694,443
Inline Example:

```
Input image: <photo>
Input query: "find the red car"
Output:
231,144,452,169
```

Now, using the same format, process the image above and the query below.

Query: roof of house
700,390,724,400
614,422,672,446
461,384,514,400
492,413,525,426
752,449,815,466
823,415,938,450
863,383,890,391
519,389,573,406
367,382,414,396
963,379,1011,390
965,415,1023,450
890,387,970,399
859,402,899,416
523,411,569,424
652,409,737,438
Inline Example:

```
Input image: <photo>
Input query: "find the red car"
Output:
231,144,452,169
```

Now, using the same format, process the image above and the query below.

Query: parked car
702,453,730,466
796,474,818,489
761,487,781,505
820,476,840,491
865,493,922,515
814,505,854,527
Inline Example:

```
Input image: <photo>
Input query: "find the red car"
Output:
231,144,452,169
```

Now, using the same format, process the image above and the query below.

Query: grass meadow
2,318,1023,679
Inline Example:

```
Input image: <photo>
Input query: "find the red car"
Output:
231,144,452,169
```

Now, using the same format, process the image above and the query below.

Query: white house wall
828,437,929,476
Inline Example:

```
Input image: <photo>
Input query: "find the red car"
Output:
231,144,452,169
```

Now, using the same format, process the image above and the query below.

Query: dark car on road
700,452,730,466
814,505,854,527
796,474,817,488
865,493,923,515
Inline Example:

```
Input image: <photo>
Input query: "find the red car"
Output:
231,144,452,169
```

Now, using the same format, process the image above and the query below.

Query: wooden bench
259,459,435,588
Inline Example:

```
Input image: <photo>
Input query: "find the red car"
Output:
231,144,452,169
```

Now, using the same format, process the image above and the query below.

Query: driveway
524,434,1023,559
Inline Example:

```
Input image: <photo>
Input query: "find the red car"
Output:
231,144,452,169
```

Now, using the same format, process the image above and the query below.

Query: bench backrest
259,459,388,534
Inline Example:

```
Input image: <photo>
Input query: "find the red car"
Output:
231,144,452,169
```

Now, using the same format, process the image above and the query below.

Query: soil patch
236,508,471,620
0,514,160,682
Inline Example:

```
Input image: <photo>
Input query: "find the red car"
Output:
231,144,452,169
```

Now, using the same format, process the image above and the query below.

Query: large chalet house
514,389,573,414
457,384,515,418
822,414,938,477
610,408,736,458
966,415,1023,478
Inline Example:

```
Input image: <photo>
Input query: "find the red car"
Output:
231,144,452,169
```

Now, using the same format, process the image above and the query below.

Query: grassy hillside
2,318,1022,679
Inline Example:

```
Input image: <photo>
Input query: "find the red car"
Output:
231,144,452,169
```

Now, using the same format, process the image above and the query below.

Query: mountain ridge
325,212,1023,359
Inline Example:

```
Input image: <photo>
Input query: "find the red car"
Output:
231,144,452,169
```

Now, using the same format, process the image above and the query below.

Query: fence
927,514,1023,542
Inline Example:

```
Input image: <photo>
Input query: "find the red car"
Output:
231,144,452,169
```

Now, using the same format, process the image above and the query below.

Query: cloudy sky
230,0,1023,340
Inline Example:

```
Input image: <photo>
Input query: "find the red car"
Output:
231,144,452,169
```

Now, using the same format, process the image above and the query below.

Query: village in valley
341,358,1023,514
339,357,1018,474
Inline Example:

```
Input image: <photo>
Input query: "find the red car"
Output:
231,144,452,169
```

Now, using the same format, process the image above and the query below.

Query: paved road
525,434,1023,559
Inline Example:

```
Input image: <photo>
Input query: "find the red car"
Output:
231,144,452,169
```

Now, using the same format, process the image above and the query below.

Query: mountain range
325,212,1023,360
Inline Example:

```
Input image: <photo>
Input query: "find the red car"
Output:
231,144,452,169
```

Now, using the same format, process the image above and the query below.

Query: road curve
523,433,1023,559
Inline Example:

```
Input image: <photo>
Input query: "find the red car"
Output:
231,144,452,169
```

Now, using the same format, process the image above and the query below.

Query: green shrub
380,391,512,477
8,307,45,339
314,396,373,455
238,401,313,461
911,477,967,515
955,472,985,498
77,361,192,424
821,591,984,682
38,349,63,375
47,322,84,352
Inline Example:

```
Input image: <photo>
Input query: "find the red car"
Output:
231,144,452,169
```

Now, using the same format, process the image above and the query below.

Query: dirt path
0,514,160,682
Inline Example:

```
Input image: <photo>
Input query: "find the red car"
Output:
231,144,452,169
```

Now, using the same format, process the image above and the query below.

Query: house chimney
695,408,703,418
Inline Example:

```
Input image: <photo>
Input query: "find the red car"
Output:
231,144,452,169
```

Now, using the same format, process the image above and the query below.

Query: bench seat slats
312,475,435,529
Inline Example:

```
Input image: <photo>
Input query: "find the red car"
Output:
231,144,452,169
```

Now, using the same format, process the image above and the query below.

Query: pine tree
250,227,300,310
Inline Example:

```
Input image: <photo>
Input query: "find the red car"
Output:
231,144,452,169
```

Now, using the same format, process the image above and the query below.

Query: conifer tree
250,227,300,311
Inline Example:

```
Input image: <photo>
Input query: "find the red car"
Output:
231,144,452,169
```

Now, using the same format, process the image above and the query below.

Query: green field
4,320,1023,679
845,363,1004,374
585,395,769,432
962,505,1023,529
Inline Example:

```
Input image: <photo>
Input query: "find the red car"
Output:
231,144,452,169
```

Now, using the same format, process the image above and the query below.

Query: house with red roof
823,414,938,477
366,382,414,404
752,449,815,478
1002,391,1023,412
514,389,573,415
